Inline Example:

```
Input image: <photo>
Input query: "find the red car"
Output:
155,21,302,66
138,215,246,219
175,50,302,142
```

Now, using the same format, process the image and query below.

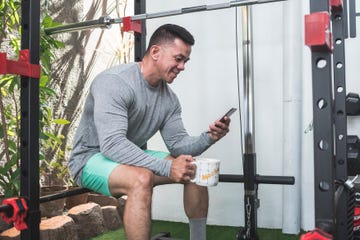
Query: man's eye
175,57,183,62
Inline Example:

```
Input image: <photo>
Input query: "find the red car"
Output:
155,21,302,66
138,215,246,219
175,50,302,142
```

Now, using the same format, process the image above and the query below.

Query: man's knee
133,168,154,190
109,165,154,196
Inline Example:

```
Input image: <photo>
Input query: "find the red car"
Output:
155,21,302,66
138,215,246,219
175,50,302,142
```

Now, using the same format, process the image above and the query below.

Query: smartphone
220,107,237,122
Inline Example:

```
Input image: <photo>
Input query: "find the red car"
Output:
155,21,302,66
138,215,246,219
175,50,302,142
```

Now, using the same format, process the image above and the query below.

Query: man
69,24,231,240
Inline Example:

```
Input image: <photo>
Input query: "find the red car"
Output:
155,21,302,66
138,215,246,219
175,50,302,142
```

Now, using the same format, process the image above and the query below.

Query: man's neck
139,61,161,87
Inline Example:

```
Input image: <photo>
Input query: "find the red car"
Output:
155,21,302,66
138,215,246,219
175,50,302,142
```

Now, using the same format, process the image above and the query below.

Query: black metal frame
20,1,41,239
308,0,355,239
309,0,336,234
332,4,354,239
134,0,146,61
349,0,360,38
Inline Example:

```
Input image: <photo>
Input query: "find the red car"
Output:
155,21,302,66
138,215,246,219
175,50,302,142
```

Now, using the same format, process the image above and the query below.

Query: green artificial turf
90,220,301,240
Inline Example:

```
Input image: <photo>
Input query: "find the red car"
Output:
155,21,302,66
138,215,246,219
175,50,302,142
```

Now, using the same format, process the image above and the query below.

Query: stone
40,215,78,240
67,202,105,239
40,186,66,218
87,193,118,206
116,195,127,221
101,206,122,230
0,227,20,240
65,187,89,210
0,216,77,240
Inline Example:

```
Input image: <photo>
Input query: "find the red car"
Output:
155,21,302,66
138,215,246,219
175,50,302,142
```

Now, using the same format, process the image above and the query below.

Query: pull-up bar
44,0,285,35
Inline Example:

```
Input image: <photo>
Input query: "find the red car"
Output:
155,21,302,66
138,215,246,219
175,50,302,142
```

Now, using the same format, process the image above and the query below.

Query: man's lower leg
123,193,152,240
189,218,207,240
184,184,209,240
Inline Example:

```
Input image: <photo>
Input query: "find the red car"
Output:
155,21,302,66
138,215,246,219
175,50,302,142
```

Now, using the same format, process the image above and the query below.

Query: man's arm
91,75,172,177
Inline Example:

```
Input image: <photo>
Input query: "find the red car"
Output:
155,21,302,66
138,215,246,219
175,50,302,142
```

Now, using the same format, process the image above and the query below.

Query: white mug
191,158,220,187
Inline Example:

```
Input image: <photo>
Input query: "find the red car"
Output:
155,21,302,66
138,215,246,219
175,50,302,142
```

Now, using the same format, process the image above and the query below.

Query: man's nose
177,61,185,71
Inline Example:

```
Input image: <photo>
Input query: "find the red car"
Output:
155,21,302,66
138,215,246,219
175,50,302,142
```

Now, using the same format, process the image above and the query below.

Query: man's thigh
81,153,119,196
108,162,177,194
82,150,173,197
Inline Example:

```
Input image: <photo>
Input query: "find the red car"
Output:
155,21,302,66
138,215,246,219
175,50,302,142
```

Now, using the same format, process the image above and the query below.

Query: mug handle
190,161,198,183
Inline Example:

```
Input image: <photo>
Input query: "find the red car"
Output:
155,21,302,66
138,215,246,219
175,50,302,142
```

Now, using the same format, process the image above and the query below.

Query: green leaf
10,168,20,182
42,15,53,28
40,86,57,96
43,132,62,145
39,75,49,87
53,119,70,125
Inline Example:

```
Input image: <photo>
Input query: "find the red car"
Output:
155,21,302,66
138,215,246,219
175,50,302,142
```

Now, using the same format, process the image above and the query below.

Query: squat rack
0,0,294,239
304,0,360,239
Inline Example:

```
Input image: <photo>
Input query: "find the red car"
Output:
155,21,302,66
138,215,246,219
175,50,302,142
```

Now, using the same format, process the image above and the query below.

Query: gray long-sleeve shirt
69,63,215,186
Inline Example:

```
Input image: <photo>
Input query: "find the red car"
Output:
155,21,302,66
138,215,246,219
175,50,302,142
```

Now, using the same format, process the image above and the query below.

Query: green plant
0,0,68,197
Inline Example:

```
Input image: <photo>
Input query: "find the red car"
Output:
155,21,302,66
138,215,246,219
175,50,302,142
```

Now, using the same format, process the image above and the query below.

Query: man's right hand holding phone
207,108,236,141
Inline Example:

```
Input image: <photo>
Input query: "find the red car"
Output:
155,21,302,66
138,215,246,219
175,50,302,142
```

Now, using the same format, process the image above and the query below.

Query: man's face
156,38,192,84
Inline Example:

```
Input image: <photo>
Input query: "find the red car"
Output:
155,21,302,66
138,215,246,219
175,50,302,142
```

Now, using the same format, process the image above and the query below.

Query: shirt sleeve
160,99,215,157
91,75,172,177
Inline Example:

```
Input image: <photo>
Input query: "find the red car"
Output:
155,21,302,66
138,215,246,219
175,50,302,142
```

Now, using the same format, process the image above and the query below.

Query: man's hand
208,116,230,141
169,155,195,183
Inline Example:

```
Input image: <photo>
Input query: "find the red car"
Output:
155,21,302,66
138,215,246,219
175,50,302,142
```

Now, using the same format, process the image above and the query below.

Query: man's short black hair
145,24,195,54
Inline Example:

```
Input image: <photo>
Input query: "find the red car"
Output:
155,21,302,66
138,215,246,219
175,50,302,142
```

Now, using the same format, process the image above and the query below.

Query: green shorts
81,150,169,196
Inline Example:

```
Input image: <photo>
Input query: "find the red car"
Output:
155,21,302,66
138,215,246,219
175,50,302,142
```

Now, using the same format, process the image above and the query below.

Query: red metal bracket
300,228,333,240
331,0,343,12
305,11,333,52
354,206,360,231
0,197,29,231
0,49,40,78
122,16,142,33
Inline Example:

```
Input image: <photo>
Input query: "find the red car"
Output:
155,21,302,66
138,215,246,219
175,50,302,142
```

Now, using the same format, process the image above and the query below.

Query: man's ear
150,45,161,61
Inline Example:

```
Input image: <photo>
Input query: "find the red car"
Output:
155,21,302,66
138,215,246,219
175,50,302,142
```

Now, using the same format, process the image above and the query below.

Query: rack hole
336,62,343,69
337,86,343,92
338,134,344,140
319,181,330,191
316,58,327,69
337,110,344,116
335,38,342,45
334,14,342,20
318,140,329,151
317,99,327,109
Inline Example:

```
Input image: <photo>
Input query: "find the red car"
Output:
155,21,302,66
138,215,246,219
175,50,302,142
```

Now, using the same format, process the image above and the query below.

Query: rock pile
0,195,126,240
